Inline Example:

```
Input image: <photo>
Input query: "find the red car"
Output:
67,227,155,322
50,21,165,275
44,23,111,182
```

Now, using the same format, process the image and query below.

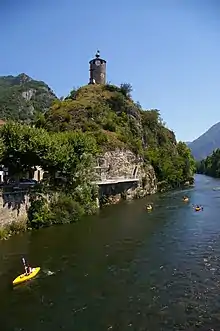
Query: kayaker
193,204,203,211
25,265,33,275
22,257,32,275
25,265,29,275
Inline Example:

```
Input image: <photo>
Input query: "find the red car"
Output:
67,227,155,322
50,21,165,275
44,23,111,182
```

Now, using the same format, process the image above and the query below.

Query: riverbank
0,188,29,240
0,113,196,240
0,218,27,240
0,185,153,240
0,175,194,241
0,161,157,240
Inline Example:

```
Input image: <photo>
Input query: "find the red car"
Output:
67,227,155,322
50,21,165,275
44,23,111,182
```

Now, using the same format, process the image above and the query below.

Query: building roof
89,50,106,64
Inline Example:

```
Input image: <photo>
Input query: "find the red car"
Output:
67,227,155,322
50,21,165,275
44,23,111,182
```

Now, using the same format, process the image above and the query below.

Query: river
1,174,220,330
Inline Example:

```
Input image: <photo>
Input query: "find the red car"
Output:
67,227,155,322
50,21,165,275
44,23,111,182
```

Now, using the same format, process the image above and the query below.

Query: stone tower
89,50,106,85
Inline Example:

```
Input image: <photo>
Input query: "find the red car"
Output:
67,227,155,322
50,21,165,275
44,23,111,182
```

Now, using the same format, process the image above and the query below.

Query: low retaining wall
0,189,29,226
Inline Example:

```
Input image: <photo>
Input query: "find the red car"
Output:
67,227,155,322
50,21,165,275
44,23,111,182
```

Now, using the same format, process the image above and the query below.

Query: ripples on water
42,269,56,276
2,175,220,330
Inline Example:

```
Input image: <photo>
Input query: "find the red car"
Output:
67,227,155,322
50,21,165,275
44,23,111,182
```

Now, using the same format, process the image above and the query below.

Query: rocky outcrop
95,149,157,204
22,89,35,101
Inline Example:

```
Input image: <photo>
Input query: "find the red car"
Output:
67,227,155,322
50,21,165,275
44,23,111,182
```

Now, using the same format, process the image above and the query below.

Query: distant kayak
194,207,203,212
13,267,40,285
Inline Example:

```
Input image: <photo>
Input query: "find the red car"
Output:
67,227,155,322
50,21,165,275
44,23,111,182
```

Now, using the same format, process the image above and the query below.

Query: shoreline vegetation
0,82,195,240
196,148,220,178
0,218,27,240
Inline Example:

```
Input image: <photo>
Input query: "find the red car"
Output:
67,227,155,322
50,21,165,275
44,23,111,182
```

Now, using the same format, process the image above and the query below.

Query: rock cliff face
95,149,157,204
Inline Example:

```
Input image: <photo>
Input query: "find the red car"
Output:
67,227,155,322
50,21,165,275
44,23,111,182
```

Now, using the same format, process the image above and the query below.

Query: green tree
196,149,220,178
120,83,133,98
0,121,99,228
177,141,196,177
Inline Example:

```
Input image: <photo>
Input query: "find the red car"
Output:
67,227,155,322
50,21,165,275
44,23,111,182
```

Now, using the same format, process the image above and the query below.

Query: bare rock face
22,89,35,101
95,149,157,204
96,149,141,179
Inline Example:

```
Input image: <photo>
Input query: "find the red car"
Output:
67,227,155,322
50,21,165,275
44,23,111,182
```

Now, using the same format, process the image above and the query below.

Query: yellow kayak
13,267,40,285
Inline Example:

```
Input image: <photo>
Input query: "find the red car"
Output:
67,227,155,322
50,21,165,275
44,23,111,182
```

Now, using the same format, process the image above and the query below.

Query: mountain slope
189,122,220,160
0,73,57,121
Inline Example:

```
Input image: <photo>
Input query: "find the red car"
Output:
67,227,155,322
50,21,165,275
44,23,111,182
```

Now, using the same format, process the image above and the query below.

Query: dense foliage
0,122,99,228
36,83,195,189
0,73,57,121
188,122,220,161
196,148,220,177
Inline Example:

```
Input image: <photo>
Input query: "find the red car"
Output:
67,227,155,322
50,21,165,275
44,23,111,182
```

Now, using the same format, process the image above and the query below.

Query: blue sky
1,0,220,142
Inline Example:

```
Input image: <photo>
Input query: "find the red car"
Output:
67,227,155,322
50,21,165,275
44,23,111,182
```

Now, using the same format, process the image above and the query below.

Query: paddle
22,257,28,274
22,257,27,267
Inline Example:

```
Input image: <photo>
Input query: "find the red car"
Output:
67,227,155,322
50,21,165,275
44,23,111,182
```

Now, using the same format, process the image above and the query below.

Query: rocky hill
0,77,195,190
0,82,196,231
35,83,195,189
0,73,57,121
188,122,220,160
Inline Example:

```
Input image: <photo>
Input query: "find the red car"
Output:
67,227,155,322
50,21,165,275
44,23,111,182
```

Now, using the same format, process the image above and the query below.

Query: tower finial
95,50,100,58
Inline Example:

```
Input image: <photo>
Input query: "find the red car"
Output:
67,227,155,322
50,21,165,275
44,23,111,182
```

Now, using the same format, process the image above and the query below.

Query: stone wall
0,149,158,225
0,190,29,226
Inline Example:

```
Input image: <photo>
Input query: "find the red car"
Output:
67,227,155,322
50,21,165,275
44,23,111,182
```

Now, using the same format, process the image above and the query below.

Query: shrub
27,188,98,230
7,219,27,234
50,194,84,224
0,218,27,240
27,196,52,229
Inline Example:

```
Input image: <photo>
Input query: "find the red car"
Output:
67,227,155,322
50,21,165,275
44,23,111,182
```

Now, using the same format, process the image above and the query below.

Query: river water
1,174,220,330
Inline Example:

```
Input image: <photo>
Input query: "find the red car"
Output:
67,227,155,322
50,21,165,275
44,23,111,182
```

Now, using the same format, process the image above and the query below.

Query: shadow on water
2,175,220,330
